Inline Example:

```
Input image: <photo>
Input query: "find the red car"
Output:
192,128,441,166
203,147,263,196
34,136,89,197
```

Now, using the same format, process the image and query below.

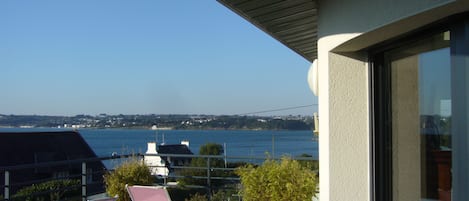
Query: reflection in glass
420,48,451,201
387,32,451,201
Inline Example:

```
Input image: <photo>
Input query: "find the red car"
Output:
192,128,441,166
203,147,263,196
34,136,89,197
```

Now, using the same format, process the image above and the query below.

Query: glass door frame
370,14,469,201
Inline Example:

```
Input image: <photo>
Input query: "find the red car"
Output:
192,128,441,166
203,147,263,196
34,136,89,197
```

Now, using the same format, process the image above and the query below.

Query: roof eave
218,0,318,62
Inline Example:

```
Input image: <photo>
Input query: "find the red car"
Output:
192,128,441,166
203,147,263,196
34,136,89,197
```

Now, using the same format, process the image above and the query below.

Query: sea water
0,128,318,159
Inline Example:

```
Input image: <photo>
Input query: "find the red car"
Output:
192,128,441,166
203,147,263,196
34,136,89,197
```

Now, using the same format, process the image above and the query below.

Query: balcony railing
1,154,317,201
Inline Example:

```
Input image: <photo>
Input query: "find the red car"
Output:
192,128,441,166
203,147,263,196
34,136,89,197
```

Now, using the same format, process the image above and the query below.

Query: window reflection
387,32,451,201
420,48,451,201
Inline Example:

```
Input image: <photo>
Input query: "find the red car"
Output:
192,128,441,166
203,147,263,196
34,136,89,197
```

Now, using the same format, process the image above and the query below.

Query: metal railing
1,154,317,201
0,154,136,201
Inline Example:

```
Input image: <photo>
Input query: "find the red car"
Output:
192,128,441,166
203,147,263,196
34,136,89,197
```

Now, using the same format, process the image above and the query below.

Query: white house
144,141,193,177
218,0,469,201
144,142,169,177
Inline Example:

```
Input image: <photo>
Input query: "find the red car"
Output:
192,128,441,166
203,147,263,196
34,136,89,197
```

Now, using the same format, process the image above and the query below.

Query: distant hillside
0,114,314,131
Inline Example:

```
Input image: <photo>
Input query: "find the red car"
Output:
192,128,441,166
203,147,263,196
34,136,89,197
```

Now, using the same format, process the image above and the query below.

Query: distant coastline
0,114,314,131
0,126,312,132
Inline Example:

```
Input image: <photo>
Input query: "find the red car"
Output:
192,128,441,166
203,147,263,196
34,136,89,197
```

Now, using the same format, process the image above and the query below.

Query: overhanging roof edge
218,0,317,62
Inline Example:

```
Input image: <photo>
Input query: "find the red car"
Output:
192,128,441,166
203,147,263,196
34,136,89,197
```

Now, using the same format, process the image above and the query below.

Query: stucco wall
317,0,453,38
325,0,469,53
330,51,370,201
317,33,369,201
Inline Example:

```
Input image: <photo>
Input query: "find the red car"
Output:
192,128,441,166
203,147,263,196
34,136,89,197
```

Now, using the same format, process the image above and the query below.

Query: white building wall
144,142,169,177
317,35,369,201
318,0,454,37
144,155,169,176
315,0,465,201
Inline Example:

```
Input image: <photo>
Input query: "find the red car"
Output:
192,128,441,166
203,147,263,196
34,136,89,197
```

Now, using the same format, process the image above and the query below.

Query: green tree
199,143,223,155
104,159,153,201
236,157,318,201
178,143,225,187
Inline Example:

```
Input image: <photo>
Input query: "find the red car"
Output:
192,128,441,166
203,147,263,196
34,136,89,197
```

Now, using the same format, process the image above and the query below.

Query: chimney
146,142,158,154
181,140,189,147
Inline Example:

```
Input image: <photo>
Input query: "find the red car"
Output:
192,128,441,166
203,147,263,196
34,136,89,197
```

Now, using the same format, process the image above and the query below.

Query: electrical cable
236,104,317,116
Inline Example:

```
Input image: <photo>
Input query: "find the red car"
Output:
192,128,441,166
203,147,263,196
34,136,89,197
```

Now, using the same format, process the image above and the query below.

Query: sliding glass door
373,18,469,201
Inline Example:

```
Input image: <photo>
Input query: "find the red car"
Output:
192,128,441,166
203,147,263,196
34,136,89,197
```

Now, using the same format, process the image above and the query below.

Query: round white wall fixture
307,59,319,96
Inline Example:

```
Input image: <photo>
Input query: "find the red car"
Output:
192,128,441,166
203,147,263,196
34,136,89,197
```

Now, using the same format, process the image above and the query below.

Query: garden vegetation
104,159,153,201
236,156,318,201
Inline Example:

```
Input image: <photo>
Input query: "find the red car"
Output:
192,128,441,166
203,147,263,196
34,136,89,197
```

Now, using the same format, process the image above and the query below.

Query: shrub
185,193,206,201
297,153,319,172
236,156,318,201
104,159,153,201
12,179,80,201
167,188,206,201
211,189,236,201
184,190,233,201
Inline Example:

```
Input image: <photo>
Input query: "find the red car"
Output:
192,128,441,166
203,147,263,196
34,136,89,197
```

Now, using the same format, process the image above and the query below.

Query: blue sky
0,1,317,116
